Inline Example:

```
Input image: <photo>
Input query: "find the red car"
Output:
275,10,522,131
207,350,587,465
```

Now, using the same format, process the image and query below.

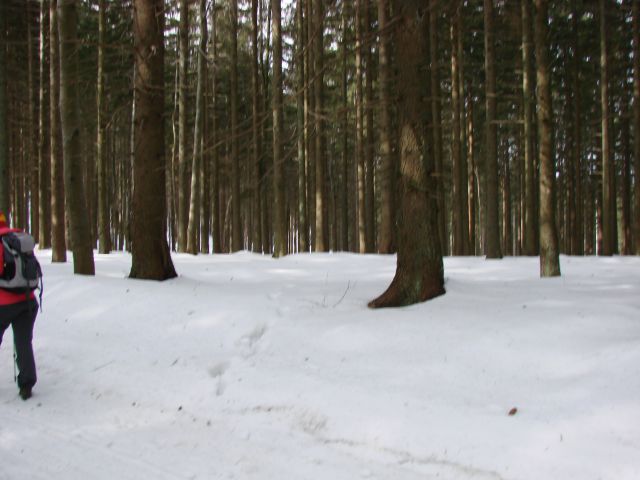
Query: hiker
0,211,38,400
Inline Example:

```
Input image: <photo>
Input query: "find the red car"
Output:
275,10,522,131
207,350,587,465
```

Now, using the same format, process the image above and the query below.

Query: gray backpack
0,231,43,299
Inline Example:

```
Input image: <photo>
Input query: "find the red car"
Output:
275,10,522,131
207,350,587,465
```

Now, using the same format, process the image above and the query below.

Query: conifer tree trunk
187,0,207,255
467,92,477,253
369,0,444,308
377,0,394,254
38,0,51,248
253,0,264,252
305,0,315,249
50,0,67,263
177,0,189,252
430,0,446,255
210,1,222,253
27,1,39,240
58,0,94,275
633,0,640,255
230,0,241,251
97,0,111,253
451,1,464,256
314,0,327,252
363,0,375,253
0,0,7,214
130,0,177,280
599,0,616,256
483,0,502,259
621,115,632,255
571,0,583,255
296,0,308,252
535,0,560,277
355,0,365,253
457,6,470,255
272,0,286,257
341,1,351,252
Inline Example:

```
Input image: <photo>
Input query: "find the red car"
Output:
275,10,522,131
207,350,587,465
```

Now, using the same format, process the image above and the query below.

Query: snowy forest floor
1,251,639,480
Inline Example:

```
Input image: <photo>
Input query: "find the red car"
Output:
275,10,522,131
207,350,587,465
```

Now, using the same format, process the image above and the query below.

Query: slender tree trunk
177,0,189,252
599,0,616,256
38,0,51,248
26,1,39,239
210,1,221,253
341,1,351,251
451,1,464,256
535,0,560,277
50,0,67,262
633,0,640,254
483,0,502,259
363,0,375,253
305,0,315,249
314,0,327,252
58,0,94,274
467,91,477,254
377,0,394,254
97,0,110,253
272,0,286,257
0,0,8,214
253,0,264,252
130,0,177,280
356,0,365,253
571,0,583,255
230,0,241,251
369,0,444,308
187,0,207,255
296,0,308,252
457,6,470,255
621,115,632,255
430,0,446,255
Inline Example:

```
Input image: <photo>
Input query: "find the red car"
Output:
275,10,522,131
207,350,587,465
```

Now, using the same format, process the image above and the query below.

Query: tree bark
130,0,177,280
177,0,189,252
230,0,241,251
314,0,327,252
253,0,264,252
430,0,446,255
0,0,8,214
355,0,365,253
377,0,394,254
58,0,95,274
50,0,66,262
369,0,445,308
363,0,375,253
38,0,51,248
272,0,286,257
599,0,616,256
571,0,583,255
535,0,560,277
187,0,207,255
483,0,502,259
633,0,640,254
451,1,464,256
210,1,221,253
97,0,111,253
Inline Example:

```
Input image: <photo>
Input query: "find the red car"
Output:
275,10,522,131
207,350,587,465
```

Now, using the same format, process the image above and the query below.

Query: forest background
1,0,639,301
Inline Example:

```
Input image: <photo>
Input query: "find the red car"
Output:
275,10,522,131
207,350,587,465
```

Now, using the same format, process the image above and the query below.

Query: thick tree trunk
58,0,95,275
369,0,445,308
130,0,177,280
187,0,207,255
272,0,286,257
483,0,502,259
535,0,560,277
599,0,616,256
50,0,67,262
38,0,51,248
97,0,111,253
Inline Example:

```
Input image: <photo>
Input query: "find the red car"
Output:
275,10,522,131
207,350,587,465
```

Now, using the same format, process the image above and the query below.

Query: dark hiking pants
0,299,38,389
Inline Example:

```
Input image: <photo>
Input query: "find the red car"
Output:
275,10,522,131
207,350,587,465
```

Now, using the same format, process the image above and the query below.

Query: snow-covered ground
1,251,639,480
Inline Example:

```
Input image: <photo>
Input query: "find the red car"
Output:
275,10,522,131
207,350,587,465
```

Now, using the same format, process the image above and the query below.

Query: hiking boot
19,387,32,401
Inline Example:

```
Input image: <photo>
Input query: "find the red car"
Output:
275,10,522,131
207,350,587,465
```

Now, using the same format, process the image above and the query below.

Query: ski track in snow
1,252,639,479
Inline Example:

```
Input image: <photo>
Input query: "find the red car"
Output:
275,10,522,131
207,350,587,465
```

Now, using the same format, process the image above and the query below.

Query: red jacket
0,226,36,305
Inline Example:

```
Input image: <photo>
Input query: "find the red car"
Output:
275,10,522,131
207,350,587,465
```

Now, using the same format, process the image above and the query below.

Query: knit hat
0,211,7,228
